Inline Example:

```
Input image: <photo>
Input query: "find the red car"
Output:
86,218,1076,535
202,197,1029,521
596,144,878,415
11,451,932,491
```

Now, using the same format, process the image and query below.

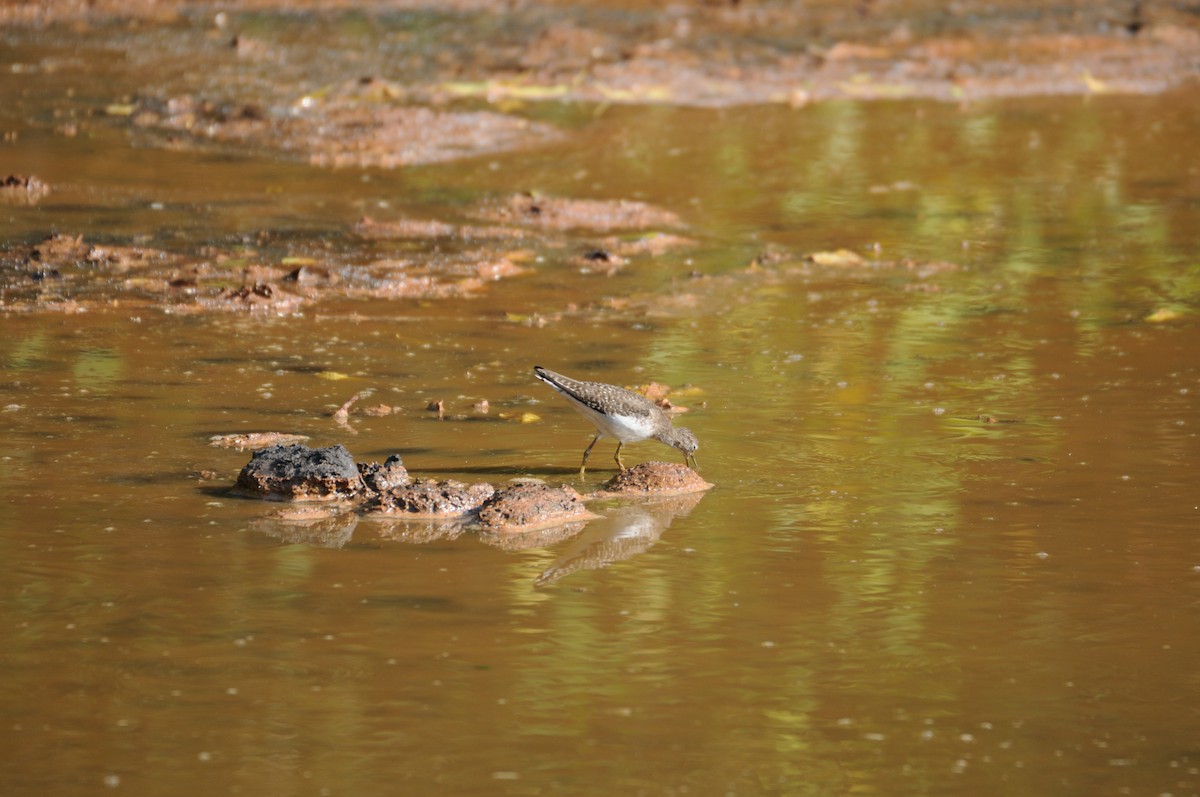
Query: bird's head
665,427,699,470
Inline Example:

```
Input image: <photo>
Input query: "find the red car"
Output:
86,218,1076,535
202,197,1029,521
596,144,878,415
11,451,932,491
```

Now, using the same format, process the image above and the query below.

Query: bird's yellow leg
580,435,600,475
614,442,626,472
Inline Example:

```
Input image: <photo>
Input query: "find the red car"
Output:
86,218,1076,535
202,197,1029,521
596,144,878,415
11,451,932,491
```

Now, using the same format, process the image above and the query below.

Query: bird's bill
685,452,699,470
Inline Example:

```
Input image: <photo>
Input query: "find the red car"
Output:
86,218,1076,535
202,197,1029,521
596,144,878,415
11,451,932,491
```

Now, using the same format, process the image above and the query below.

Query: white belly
572,403,657,443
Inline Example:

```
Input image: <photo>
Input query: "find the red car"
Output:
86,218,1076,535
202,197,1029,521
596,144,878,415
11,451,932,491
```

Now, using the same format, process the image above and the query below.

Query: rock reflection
479,521,591,553
249,507,358,549
534,492,706,587
363,516,467,544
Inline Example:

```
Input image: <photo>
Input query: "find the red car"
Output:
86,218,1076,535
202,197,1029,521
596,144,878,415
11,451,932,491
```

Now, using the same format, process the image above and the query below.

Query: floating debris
209,432,311,450
0,174,50,205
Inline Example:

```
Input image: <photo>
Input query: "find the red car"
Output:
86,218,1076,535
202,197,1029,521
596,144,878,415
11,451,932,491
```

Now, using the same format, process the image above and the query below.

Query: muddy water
4,26,1200,797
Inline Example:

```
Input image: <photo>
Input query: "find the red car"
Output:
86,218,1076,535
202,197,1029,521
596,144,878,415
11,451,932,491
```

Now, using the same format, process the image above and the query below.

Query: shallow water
3,19,1200,797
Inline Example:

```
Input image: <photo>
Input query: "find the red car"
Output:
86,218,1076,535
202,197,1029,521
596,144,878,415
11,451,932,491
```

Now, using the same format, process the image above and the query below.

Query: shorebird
534,365,699,474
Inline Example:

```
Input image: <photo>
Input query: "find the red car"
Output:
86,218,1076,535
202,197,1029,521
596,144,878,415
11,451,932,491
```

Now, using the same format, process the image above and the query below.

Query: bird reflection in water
534,491,706,587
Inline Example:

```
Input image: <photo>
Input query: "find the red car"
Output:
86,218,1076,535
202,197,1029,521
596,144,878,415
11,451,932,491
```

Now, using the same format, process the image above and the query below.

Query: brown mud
595,461,715,496
364,478,496,517
0,234,537,314
5,1,1195,107
0,200,686,314
475,482,598,533
129,85,563,169
4,2,1195,318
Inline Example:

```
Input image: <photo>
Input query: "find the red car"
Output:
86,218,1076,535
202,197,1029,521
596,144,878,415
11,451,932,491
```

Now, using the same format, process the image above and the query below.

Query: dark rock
236,443,364,501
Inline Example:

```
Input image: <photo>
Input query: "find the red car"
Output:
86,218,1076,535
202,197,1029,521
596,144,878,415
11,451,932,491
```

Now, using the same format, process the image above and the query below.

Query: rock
235,444,364,501
475,482,597,533
364,478,494,517
358,454,410,493
596,461,714,496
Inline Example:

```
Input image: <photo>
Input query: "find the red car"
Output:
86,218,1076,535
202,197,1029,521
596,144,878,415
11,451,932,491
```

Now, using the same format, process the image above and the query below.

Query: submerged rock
236,443,364,501
596,461,714,496
475,482,597,533
364,478,495,517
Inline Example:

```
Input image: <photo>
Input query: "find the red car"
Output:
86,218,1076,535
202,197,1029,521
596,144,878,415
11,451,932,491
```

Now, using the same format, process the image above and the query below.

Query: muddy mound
475,482,597,533
365,479,495,517
597,462,714,496
236,444,364,501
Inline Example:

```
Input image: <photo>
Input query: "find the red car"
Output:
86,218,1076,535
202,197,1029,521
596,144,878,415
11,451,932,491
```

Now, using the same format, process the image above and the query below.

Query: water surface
3,22,1200,797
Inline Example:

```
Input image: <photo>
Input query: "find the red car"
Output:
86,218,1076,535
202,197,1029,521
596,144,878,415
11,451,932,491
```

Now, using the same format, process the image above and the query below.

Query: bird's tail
533,365,567,393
